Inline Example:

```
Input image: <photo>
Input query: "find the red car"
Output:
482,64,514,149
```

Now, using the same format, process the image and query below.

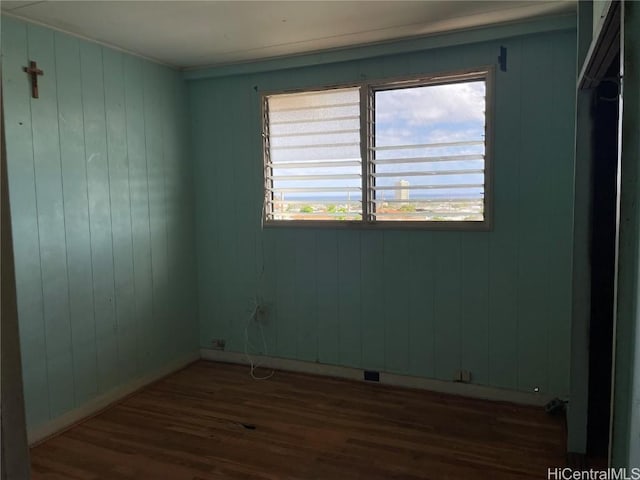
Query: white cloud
425,127,484,143
376,81,485,126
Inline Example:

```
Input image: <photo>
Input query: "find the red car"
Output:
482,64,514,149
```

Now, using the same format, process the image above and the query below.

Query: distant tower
395,180,409,200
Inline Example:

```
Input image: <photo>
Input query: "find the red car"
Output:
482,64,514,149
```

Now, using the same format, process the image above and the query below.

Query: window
262,68,491,228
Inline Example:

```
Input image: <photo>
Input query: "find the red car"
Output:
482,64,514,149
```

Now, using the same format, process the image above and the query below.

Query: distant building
395,180,409,200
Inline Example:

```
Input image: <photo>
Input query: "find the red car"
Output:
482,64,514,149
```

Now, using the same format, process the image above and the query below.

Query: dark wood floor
31,361,566,479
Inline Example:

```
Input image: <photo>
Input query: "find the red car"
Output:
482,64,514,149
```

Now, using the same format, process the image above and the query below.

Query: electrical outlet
453,369,472,383
255,303,271,325
364,370,380,382
211,339,226,350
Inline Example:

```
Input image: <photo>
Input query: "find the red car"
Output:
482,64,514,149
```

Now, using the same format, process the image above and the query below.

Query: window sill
263,219,492,231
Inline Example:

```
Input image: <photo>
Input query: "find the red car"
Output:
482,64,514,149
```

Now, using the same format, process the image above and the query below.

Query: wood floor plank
31,361,566,479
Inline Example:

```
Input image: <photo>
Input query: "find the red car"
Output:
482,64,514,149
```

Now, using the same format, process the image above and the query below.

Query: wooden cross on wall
23,61,43,99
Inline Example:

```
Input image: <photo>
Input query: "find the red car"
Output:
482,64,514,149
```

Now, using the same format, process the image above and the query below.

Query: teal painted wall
1,17,198,432
189,28,577,397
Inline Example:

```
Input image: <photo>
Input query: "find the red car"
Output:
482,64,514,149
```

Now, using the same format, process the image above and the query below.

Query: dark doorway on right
587,52,620,460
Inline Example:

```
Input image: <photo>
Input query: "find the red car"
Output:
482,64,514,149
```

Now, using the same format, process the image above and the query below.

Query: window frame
261,66,495,231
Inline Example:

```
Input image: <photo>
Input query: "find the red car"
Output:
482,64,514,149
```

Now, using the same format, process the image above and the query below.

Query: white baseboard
201,348,553,407
28,351,200,445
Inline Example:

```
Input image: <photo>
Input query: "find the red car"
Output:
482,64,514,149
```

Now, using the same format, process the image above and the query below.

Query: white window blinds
264,87,363,221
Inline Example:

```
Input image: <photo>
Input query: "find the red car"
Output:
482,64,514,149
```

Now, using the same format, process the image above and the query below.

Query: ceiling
1,1,576,70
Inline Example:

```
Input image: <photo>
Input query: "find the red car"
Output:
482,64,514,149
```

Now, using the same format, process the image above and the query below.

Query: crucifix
23,60,44,99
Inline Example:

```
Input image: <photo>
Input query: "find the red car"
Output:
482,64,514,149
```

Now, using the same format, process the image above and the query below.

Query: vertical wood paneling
383,232,410,373
2,18,50,428
275,231,298,358
433,233,462,381
546,31,576,397
103,49,137,381
29,24,75,418
295,231,318,362
231,78,257,353
360,231,385,370
215,77,241,352
2,17,197,433
155,66,173,365
80,41,119,394
191,28,577,398
337,231,361,368
54,32,98,406
124,55,154,374
260,231,279,355
161,68,179,358
516,35,555,394
407,49,438,76
460,234,490,385
165,69,196,356
488,39,521,391
176,73,199,353
191,80,220,348
143,62,169,366
407,232,435,378
316,230,339,364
